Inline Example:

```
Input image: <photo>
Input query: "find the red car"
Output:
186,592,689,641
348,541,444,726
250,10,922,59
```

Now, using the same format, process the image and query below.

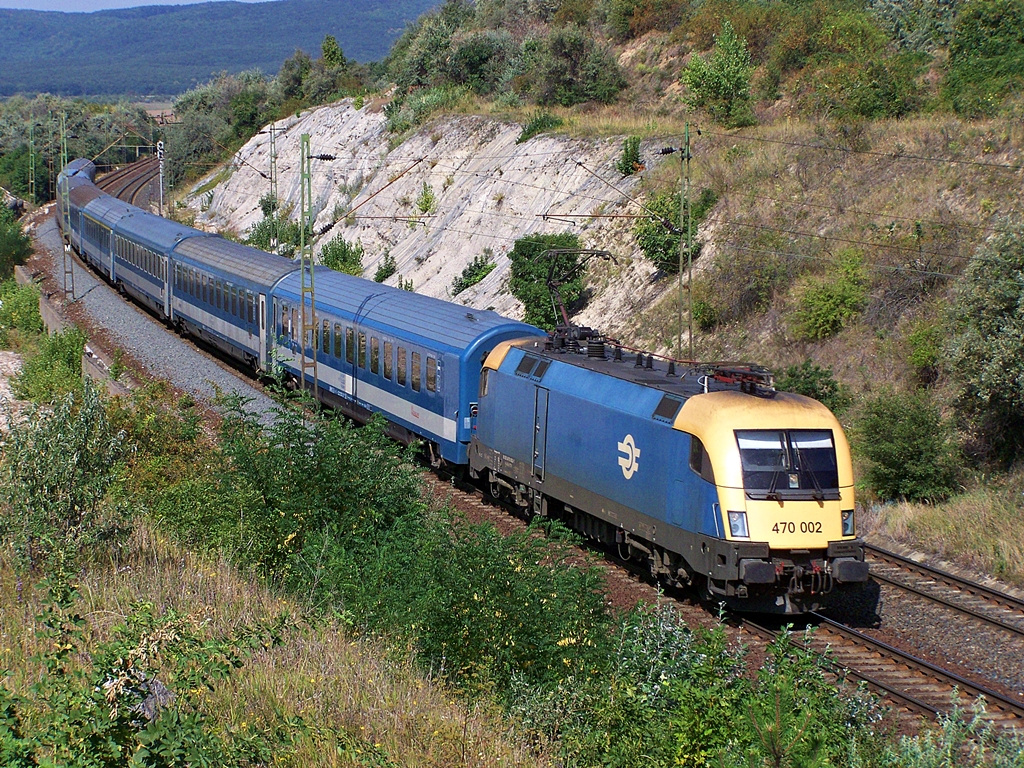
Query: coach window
426,356,437,392
370,337,380,375
358,333,366,368
291,308,298,340
345,327,354,364
383,341,393,380
333,324,342,358
322,320,330,354
411,352,421,392
248,292,255,324
397,347,407,386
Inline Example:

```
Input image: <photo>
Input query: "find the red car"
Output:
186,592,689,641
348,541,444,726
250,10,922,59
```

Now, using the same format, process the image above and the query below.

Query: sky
0,0,273,11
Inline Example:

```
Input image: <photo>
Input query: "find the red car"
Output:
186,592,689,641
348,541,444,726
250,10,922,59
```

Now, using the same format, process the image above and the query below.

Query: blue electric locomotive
470,338,868,613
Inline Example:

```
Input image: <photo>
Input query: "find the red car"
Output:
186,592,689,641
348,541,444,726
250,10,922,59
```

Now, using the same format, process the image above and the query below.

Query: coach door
533,387,549,481
163,256,171,318
258,293,268,369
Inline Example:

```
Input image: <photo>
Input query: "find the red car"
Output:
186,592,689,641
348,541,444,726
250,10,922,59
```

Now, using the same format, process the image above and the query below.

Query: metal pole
157,140,165,217
684,123,693,361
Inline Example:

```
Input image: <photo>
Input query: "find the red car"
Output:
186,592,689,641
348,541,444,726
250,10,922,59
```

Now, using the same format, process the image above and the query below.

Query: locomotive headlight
841,509,855,536
727,511,749,538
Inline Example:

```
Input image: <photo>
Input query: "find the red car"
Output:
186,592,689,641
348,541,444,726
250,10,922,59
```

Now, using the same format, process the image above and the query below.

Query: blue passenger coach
171,236,298,369
272,269,544,465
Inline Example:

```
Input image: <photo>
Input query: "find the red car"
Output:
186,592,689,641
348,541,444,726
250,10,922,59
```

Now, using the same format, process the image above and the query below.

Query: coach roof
173,237,299,288
276,268,543,353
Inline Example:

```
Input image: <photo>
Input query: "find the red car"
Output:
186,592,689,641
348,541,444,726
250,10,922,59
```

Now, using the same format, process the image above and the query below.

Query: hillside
0,0,438,97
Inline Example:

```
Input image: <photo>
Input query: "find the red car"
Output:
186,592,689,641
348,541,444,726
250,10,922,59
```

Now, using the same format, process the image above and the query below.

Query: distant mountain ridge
0,0,438,97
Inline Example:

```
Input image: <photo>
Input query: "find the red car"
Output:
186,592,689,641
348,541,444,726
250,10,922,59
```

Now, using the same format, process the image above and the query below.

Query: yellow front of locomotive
676,390,867,607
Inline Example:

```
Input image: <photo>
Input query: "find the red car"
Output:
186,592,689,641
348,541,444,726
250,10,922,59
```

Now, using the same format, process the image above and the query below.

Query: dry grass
860,467,1024,589
0,524,549,768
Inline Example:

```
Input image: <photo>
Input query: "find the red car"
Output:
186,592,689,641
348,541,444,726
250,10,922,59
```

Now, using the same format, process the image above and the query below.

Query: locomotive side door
258,293,268,370
533,387,549,481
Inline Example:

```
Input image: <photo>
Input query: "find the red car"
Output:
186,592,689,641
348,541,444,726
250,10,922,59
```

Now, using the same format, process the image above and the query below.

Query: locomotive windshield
735,430,840,501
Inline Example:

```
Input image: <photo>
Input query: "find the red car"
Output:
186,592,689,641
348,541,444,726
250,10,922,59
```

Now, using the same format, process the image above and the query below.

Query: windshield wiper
794,446,824,501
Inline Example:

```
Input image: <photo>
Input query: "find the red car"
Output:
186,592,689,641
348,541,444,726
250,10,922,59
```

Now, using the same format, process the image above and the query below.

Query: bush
0,380,129,570
616,136,643,176
946,223,1024,461
0,280,42,350
857,388,959,501
775,359,852,414
451,249,497,296
517,110,565,144
944,0,1024,116
507,232,583,329
373,250,397,282
633,188,717,273
793,250,867,340
12,326,87,403
681,20,756,127
320,235,364,275
0,206,31,281
530,26,626,107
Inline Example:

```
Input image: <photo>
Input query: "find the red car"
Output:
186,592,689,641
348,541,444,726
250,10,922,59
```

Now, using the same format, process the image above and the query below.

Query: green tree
681,20,756,127
508,232,583,329
321,34,347,68
946,223,1024,461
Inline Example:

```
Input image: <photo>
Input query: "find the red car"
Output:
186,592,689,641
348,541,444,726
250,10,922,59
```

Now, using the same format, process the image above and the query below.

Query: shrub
319,235,364,275
946,222,1024,461
793,250,867,340
12,326,87,403
857,388,959,501
0,206,31,281
415,182,437,215
616,136,643,176
633,188,717,273
451,249,497,296
0,280,42,350
507,232,583,329
774,359,852,414
681,20,756,127
906,319,943,385
517,110,565,143
944,0,1024,116
373,250,397,282
0,380,129,570
531,26,627,107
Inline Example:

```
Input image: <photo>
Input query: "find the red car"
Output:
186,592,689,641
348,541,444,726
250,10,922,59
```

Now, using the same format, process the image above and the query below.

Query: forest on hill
0,0,438,96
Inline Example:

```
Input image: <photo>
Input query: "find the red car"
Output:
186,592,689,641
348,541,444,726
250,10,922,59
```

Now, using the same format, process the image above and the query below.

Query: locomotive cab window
735,430,840,501
689,436,715,484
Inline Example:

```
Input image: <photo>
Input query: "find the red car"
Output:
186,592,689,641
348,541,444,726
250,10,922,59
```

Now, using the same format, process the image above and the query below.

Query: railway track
95,155,160,208
865,544,1024,638
62,165,1024,736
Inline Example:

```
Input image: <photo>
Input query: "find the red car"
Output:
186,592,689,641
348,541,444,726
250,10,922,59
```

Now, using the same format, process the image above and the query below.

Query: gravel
33,213,278,420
